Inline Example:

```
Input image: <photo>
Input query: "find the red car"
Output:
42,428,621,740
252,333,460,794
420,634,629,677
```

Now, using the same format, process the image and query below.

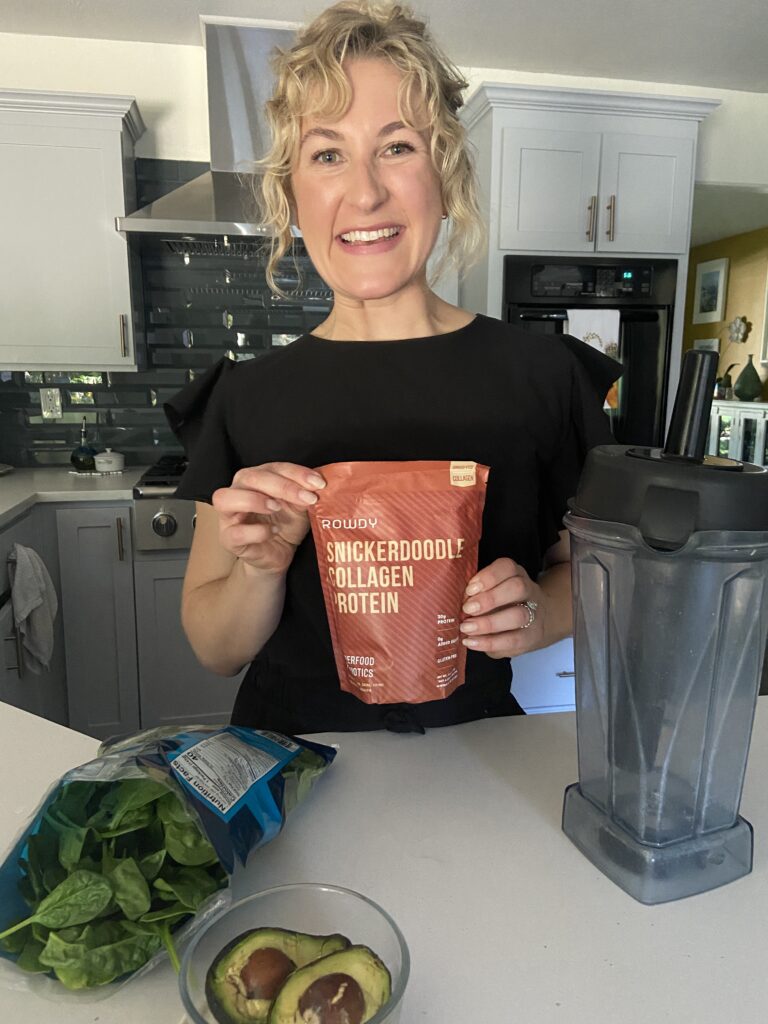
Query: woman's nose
346,158,388,210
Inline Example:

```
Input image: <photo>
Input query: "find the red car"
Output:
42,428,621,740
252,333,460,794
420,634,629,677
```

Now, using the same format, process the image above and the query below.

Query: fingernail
460,621,477,633
307,474,326,488
463,600,480,614
266,499,282,512
271,525,281,533
462,638,479,648
299,489,318,504
465,582,483,597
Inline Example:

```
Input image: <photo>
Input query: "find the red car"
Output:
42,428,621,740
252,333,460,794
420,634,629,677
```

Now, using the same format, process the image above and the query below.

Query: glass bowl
179,882,410,1024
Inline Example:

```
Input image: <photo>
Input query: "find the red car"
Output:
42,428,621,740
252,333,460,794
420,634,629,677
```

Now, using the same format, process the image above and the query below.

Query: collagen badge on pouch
308,461,490,705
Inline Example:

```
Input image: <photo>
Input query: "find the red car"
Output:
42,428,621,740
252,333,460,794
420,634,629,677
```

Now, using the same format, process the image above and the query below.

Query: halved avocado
268,945,391,1024
205,927,350,1024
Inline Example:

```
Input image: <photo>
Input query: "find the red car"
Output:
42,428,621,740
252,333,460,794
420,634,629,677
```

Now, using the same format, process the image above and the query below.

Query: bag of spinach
0,724,336,995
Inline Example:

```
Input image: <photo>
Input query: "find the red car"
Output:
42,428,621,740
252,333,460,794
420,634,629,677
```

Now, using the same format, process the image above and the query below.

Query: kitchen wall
2,31,768,187
3,28,768,462
0,159,330,467
682,226,768,396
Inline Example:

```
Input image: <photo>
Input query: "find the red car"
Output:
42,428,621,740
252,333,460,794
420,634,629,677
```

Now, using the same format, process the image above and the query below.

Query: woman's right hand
211,462,326,576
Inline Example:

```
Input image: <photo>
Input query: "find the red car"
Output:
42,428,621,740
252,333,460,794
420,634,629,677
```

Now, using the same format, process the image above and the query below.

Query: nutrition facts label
436,611,460,688
170,732,295,815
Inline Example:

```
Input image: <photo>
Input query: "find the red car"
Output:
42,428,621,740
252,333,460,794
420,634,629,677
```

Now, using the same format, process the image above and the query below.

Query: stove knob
152,512,178,538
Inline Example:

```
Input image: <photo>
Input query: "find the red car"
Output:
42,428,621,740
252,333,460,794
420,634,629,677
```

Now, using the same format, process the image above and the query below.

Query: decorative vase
733,354,763,402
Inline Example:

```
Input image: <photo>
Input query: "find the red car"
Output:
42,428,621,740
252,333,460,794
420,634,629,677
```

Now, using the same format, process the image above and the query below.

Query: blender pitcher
562,350,768,903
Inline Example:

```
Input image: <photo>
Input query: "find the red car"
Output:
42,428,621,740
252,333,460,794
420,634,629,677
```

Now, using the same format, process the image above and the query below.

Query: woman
165,0,619,734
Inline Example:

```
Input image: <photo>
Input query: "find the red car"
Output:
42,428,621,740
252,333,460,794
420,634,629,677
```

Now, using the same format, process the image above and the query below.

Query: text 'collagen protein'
308,461,490,704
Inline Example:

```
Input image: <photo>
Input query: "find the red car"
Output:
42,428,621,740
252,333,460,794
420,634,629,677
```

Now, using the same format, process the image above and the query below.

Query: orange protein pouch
308,461,490,705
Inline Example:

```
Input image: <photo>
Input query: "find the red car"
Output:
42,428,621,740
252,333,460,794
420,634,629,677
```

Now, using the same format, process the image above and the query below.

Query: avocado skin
268,945,392,1024
206,928,350,1024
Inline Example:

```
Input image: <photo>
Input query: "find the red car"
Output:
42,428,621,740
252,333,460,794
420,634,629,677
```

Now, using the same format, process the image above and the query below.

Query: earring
441,213,448,220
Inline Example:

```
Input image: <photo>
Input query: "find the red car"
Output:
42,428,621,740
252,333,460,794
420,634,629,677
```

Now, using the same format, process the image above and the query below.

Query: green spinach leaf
106,857,151,921
162,819,217,867
39,926,162,989
54,782,97,826
17,936,47,973
138,848,166,880
0,870,112,942
152,866,220,910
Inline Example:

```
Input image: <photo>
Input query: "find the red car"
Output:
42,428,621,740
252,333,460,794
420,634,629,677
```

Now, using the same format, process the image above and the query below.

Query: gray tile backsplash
0,159,331,467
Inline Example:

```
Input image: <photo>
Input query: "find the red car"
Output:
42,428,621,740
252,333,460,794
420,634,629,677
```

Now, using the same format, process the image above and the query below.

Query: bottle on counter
70,416,98,472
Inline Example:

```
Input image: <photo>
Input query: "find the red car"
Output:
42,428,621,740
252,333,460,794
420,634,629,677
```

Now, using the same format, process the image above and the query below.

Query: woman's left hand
459,557,547,659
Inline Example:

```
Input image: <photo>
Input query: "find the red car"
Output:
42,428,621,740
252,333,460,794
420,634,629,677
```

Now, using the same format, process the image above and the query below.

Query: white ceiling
2,0,768,94
691,185,768,247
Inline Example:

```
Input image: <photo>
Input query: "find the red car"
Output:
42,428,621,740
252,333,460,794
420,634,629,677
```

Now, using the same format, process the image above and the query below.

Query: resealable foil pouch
0,724,335,1000
309,461,490,704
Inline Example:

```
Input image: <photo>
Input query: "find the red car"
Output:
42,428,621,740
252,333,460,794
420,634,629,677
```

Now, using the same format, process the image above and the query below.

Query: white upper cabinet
499,127,602,252
499,126,694,254
0,91,145,371
495,112,697,255
596,132,694,253
459,85,719,318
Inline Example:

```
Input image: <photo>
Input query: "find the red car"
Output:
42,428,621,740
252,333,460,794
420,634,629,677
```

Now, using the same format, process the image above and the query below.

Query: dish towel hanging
7,543,59,674
566,308,621,409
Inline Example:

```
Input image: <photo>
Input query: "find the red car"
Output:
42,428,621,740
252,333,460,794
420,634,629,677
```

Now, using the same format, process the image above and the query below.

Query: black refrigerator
503,255,678,447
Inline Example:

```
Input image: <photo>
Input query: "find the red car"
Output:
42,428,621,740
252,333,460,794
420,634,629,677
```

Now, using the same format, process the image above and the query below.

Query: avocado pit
297,972,366,1024
240,947,296,1000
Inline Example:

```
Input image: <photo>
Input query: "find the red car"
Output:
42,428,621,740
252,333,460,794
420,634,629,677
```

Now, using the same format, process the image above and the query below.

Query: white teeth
340,227,400,243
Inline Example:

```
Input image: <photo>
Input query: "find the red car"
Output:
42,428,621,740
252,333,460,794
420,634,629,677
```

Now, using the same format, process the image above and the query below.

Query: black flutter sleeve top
164,314,620,734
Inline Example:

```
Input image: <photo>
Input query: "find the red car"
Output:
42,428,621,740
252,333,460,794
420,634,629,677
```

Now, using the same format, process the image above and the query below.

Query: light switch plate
40,387,62,419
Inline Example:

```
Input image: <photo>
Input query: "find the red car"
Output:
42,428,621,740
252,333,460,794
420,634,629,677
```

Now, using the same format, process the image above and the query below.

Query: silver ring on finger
520,599,538,629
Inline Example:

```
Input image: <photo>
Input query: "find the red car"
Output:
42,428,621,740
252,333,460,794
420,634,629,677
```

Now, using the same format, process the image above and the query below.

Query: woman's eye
385,141,415,156
312,150,340,164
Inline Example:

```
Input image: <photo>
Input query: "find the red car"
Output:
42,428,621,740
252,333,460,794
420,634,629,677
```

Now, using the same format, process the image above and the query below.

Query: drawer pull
606,194,616,241
116,517,125,561
556,670,576,678
15,625,24,677
3,629,25,677
586,195,597,241
119,314,129,358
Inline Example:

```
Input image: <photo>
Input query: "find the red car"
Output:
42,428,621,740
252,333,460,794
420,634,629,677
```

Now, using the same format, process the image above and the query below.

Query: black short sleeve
163,357,241,503
538,334,622,555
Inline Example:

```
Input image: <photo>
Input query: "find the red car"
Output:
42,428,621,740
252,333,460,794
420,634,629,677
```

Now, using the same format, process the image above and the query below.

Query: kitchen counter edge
0,467,148,530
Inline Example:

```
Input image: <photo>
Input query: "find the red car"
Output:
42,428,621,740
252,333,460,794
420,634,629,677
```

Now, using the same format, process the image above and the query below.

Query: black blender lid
570,350,768,549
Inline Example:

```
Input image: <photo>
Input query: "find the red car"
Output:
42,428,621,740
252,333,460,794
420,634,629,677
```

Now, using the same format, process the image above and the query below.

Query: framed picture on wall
692,257,729,324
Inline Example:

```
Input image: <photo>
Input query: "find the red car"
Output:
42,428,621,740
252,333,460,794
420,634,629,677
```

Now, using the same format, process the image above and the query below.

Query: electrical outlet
39,387,62,420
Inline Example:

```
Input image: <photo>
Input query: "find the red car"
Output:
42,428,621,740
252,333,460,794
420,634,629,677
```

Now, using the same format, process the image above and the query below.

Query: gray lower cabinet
0,600,29,711
56,505,140,740
133,556,242,730
0,505,68,724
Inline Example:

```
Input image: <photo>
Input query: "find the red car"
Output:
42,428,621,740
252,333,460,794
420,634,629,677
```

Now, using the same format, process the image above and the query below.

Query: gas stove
133,455,195,551
133,454,188,499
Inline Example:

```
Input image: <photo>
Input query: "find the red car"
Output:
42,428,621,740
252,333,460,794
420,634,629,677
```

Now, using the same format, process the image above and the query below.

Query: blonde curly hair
255,0,485,295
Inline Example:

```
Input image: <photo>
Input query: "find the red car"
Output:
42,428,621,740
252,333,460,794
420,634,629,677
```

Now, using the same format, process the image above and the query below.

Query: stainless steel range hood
116,22,296,236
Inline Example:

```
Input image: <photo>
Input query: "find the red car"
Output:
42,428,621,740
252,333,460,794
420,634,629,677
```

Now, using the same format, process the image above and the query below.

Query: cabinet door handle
606,194,616,241
586,195,597,241
556,670,576,678
16,627,24,677
119,314,128,358
12,627,24,678
116,516,125,561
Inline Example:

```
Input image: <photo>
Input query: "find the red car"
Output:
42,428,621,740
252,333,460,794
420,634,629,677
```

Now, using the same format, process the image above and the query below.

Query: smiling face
290,57,445,304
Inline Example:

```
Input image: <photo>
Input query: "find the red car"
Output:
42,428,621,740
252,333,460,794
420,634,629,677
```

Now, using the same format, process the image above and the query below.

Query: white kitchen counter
1,702,767,1023
0,467,147,529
